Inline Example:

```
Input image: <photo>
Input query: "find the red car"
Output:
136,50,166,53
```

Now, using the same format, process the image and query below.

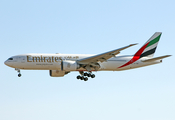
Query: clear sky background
0,0,175,120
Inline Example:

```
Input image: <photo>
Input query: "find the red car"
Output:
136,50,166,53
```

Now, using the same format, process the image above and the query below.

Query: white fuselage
4,53,161,71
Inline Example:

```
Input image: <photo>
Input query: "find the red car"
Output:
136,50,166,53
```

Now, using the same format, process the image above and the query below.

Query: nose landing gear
18,73,22,77
15,68,22,77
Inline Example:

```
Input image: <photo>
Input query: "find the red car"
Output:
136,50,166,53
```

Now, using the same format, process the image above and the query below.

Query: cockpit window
8,58,13,60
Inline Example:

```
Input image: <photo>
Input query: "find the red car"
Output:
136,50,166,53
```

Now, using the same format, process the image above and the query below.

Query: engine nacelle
49,70,66,77
49,60,79,77
62,60,79,71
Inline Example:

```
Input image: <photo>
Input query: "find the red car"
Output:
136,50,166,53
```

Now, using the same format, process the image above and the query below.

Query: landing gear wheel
91,74,95,78
80,76,84,80
18,73,22,77
77,75,81,79
77,71,95,81
87,73,91,77
84,77,88,81
84,73,87,76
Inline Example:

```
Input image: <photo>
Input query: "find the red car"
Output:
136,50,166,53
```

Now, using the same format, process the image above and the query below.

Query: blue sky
0,0,175,120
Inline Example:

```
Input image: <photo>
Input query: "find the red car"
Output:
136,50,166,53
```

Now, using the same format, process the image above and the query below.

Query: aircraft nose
4,61,8,66
4,61,7,65
4,60,12,67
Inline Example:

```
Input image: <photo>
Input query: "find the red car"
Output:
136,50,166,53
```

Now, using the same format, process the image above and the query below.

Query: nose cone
4,60,13,67
4,60,8,66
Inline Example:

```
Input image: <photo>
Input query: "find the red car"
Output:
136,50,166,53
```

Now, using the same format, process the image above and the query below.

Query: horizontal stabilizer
142,55,171,62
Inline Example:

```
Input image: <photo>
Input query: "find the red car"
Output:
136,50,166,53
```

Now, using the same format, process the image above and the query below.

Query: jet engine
62,60,79,71
49,70,66,77
49,60,79,77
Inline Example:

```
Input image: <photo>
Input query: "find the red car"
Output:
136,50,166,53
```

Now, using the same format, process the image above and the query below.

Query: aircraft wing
77,44,137,64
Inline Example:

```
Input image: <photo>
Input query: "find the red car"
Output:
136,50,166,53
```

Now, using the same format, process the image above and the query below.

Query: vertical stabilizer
138,32,162,58
118,32,162,68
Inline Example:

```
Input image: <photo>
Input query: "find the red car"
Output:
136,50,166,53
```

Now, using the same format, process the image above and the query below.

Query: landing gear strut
15,68,22,77
76,71,95,81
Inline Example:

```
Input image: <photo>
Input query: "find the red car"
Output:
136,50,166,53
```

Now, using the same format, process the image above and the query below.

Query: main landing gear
77,71,95,81
15,68,22,77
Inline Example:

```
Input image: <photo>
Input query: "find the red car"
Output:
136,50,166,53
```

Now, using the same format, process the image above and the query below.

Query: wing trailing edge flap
77,43,138,64
142,55,171,62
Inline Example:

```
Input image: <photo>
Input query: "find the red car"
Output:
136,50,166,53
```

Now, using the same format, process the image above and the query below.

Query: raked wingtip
130,43,138,46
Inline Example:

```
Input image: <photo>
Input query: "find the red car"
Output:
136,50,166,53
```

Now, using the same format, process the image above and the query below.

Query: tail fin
135,32,162,58
118,32,166,69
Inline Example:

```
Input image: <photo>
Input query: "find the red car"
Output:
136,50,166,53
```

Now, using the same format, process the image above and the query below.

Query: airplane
4,32,171,81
